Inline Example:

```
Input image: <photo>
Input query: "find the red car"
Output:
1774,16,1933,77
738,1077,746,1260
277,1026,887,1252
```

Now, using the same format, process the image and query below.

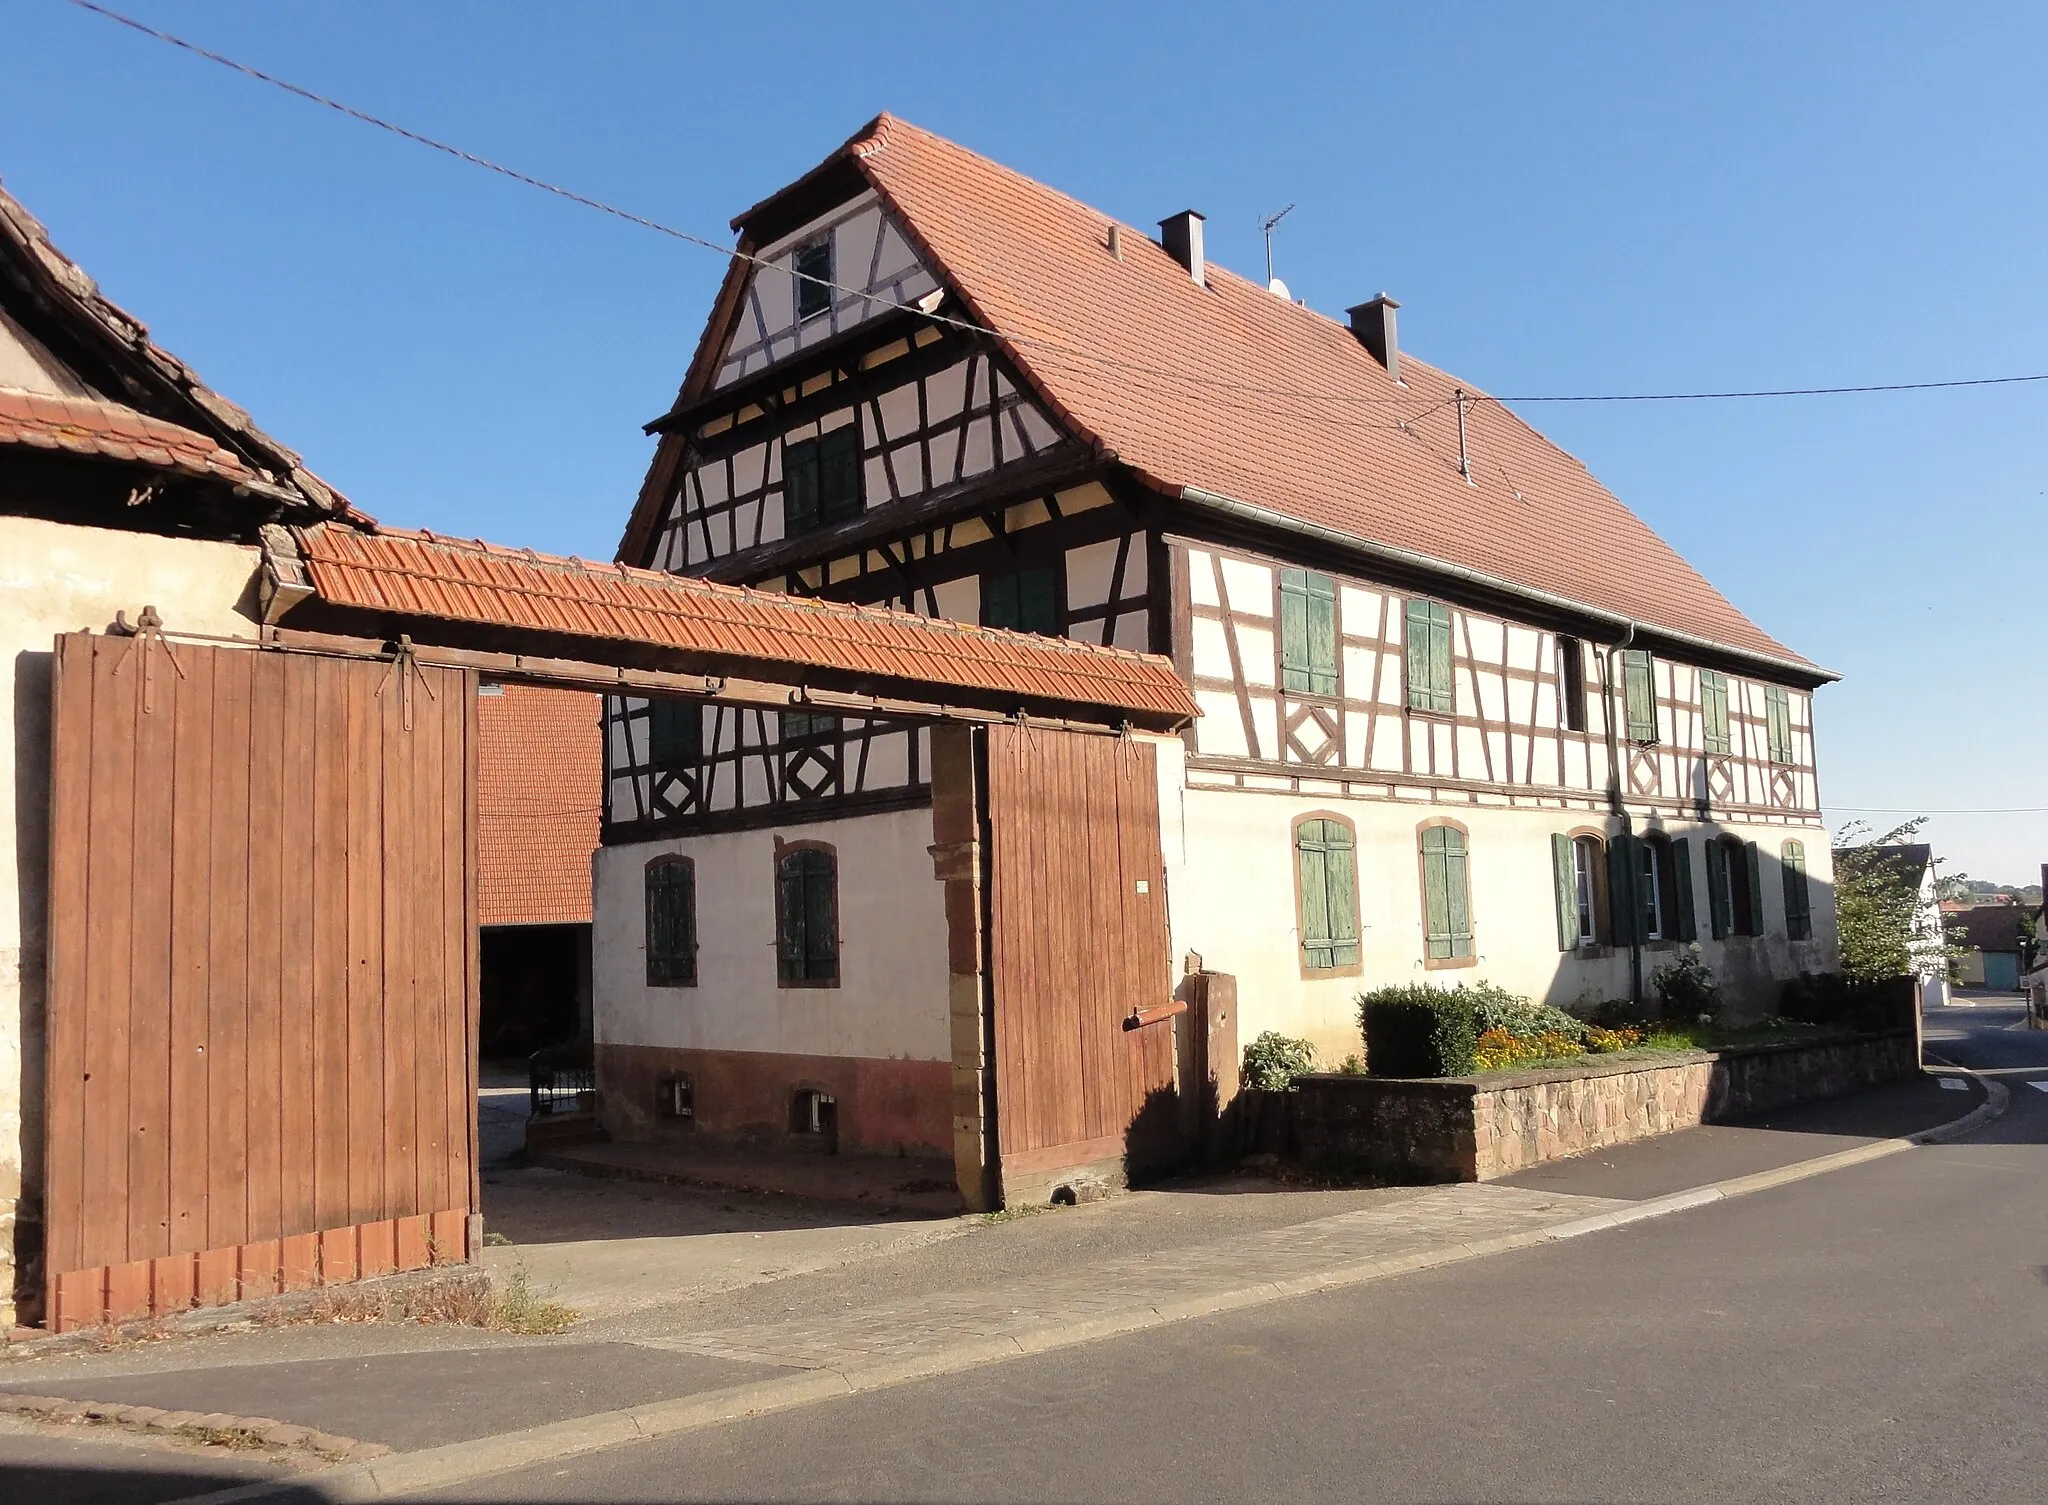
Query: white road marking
1939,1078,1970,1091
2029,1081,2048,1094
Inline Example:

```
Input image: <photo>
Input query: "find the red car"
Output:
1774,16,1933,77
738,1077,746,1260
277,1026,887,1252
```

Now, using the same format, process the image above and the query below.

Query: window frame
982,564,1062,637
1700,670,1731,757
1558,636,1587,732
793,235,833,323
1570,831,1610,948
1417,818,1475,968
1404,598,1454,715
1278,568,1340,698
646,697,702,771
782,425,863,537
1638,833,1682,944
644,854,699,988
1293,812,1362,977
1765,685,1795,765
773,839,841,988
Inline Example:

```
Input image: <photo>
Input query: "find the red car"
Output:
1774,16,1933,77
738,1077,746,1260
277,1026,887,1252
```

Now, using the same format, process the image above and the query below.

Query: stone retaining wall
1293,1032,1920,1182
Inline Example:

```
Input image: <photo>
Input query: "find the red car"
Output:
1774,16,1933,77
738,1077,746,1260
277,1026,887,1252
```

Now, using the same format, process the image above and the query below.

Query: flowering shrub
1583,1025,1643,1054
1472,1028,1587,1071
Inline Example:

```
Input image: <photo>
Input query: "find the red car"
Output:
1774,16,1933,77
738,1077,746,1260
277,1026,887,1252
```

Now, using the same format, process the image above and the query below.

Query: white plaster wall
1158,774,1839,1067
593,806,950,1063
0,515,261,1324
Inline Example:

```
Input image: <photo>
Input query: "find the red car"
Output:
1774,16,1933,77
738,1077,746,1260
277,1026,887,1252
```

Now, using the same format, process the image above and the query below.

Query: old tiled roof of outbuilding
477,683,600,927
678,115,1821,678
294,524,1200,725
0,180,364,519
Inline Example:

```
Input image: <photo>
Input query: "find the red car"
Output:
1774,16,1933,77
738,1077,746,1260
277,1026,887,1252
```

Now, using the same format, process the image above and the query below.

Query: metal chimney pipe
1158,211,1206,287
1346,294,1401,383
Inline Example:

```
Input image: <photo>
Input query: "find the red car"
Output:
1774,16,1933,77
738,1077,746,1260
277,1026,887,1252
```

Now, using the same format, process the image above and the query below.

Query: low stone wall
1293,1031,1920,1183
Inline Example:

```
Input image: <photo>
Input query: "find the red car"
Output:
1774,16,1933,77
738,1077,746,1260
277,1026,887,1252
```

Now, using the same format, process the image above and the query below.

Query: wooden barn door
983,726,1177,1200
42,631,477,1331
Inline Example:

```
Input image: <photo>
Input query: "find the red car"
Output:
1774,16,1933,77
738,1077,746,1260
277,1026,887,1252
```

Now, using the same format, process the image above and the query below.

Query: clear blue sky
8,2,2044,884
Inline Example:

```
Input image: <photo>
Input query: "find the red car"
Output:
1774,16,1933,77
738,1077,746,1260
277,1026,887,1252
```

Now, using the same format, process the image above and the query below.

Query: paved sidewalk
633,1182,1624,1369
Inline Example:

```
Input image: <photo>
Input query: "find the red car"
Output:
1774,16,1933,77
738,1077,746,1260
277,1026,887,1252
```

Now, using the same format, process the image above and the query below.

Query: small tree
1832,819,1950,983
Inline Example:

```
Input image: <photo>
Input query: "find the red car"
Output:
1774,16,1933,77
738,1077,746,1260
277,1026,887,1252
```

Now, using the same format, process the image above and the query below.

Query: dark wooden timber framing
1171,527,1818,822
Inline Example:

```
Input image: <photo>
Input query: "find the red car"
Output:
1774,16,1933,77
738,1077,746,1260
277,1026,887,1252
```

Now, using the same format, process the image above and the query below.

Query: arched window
1418,821,1474,966
775,842,839,986
1294,814,1360,974
645,856,697,986
1782,840,1812,940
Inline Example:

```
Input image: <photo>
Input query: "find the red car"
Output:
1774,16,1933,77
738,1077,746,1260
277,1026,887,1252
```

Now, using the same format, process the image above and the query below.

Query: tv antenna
1260,203,1297,289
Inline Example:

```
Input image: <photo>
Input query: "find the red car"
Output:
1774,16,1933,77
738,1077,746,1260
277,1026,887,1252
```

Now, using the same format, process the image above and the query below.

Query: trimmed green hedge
1358,984,1480,1078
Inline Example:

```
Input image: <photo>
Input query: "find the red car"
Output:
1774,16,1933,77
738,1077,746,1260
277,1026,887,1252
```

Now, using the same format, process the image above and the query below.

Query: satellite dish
1268,277,1291,300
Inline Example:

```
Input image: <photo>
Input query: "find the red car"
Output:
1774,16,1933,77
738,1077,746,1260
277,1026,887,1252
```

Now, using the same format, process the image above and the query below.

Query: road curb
162,1063,2008,1505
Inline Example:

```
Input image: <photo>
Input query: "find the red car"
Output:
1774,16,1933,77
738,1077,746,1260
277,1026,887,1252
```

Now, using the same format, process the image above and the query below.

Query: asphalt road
406,1003,2048,1505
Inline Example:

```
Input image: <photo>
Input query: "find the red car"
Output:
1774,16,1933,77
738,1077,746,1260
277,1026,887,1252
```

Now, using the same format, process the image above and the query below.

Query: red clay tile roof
721,116,1816,675
477,683,600,926
0,385,253,481
0,182,364,520
296,525,1199,725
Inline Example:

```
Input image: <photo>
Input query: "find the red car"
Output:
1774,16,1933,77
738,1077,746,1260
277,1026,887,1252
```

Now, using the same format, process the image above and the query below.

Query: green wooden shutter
1298,820,1359,968
1281,571,1338,695
1782,841,1812,941
1326,822,1359,965
648,699,701,768
783,437,820,535
1765,685,1792,764
1671,837,1698,942
983,572,1019,631
1552,833,1578,950
818,425,864,525
777,854,807,981
1744,841,1766,936
1019,567,1059,635
1297,821,1333,966
1421,826,1471,959
1701,672,1730,755
1623,650,1656,743
646,861,696,985
1607,833,1640,946
1705,838,1731,939
805,850,839,979
1406,600,1452,713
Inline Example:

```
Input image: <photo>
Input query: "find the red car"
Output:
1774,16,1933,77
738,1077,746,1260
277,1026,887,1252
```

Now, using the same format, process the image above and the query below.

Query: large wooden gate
983,726,1177,1200
43,631,477,1330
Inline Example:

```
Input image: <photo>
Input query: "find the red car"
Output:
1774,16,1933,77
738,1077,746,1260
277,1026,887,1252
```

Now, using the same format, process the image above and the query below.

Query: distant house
1947,903,2034,991
1867,843,1949,1006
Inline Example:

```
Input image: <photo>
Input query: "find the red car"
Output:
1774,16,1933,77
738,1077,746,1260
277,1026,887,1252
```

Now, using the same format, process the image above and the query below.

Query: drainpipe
1602,623,1644,1008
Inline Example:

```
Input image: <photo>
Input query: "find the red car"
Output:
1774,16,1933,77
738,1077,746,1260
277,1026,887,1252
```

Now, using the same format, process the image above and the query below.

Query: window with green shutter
1782,839,1812,941
1705,838,1732,939
645,857,697,987
1765,685,1794,764
1294,817,1360,971
1701,671,1731,756
647,699,701,769
775,845,839,986
1419,823,1473,963
1280,569,1339,696
1623,649,1657,744
780,709,835,744
983,566,1060,636
1405,599,1453,713
783,426,863,536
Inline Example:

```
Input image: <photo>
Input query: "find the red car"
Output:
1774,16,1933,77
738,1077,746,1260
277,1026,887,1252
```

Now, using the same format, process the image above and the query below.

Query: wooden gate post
929,725,996,1212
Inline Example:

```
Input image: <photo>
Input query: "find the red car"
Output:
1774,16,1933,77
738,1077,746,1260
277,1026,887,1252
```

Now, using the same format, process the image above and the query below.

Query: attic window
794,237,833,322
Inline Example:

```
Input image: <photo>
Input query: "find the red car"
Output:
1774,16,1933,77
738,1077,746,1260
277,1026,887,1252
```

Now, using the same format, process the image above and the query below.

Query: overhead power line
1829,806,2048,815
68,0,2048,415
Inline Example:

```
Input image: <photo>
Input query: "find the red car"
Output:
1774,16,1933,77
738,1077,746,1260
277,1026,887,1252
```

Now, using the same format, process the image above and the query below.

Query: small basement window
790,1088,837,1138
657,1074,694,1121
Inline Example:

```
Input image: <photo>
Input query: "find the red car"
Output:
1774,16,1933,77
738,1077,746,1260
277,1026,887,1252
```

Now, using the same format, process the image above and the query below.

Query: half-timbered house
596,114,1840,1162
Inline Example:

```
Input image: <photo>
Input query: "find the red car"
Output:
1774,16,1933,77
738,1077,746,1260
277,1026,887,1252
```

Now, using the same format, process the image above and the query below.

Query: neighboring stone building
590,114,1841,1162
